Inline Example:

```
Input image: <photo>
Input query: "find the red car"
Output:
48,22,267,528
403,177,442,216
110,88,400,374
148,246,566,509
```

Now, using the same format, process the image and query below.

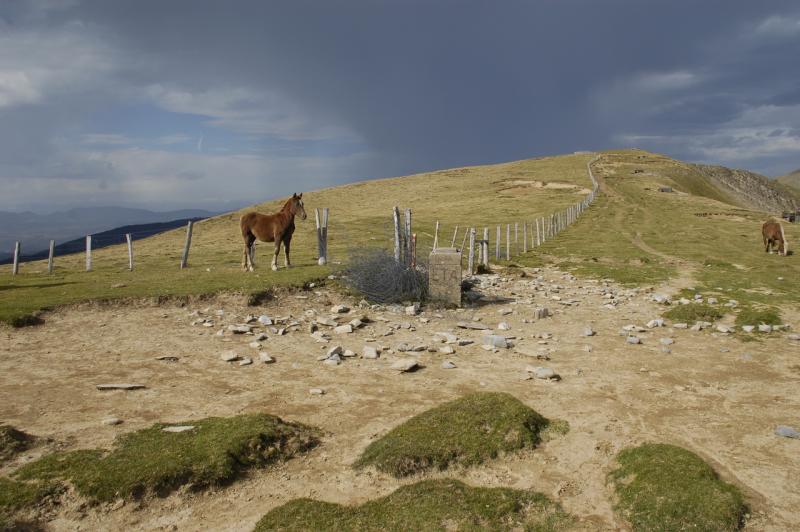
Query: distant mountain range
0,207,216,263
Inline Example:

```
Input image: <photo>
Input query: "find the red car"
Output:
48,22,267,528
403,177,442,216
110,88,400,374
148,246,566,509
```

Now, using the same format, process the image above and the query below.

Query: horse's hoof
271,265,278,271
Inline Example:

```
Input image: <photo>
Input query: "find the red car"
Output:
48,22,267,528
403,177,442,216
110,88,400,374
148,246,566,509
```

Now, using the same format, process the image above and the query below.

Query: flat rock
155,356,179,362
436,332,458,343
334,324,353,334
405,303,420,316
583,326,595,337
758,324,772,333
316,317,339,327
646,319,664,328
438,345,455,355
716,325,733,334
742,325,755,333
457,321,490,330
349,319,364,329
258,315,273,325
626,336,641,345
660,338,674,345
96,383,146,391
497,322,511,331
248,341,261,349
788,333,800,341
323,357,341,366
362,346,380,359
258,352,275,363
326,345,343,357
331,304,350,313
220,351,240,362
162,425,195,433
239,357,253,366
673,323,688,329
391,358,419,372
342,349,357,358
525,366,560,380
102,417,123,426
775,426,800,439
227,325,252,334
441,360,457,369
309,388,325,395
482,335,508,349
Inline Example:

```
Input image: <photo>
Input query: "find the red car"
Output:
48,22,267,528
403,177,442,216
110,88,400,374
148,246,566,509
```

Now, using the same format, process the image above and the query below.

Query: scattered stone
362,346,380,359
258,352,275,363
323,357,341,366
457,321,490,330
646,319,664,328
405,303,421,316
334,324,353,334
248,341,261,349
96,383,146,391
499,308,513,316
326,346,343,358
742,325,755,333
788,333,800,341
720,347,730,353
102,417,123,426
331,305,350,313
309,388,325,395
626,336,641,345
660,338,674,346
775,426,800,439
391,358,419,372
438,345,455,355
349,319,364,329
227,325,251,334
673,323,688,329
758,324,772,333
533,307,550,319
707,297,718,304
482,335,509,349
583,326,595,337
155,356,179,362
342,349,357,358
716,325,734,334
441,360,457,369
525,366,560,380
583,344,593,352
316,317,338,327
497,322,511,331
458,339,474,346
220,351,240,362
162,426,195,433
239,357,253,366
258,315,273,325
436,332,458,344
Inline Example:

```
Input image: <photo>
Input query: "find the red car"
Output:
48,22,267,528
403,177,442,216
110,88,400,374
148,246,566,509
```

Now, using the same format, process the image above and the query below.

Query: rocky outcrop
690,164,798,214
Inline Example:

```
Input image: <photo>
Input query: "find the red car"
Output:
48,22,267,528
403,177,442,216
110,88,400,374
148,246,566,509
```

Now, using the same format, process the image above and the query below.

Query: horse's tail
240,213,254,238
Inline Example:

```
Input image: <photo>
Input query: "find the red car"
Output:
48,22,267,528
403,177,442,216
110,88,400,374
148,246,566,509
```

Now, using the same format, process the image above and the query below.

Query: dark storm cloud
1,0,799,211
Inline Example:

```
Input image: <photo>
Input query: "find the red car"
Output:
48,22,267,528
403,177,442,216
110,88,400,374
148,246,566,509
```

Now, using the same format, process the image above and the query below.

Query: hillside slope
777,169,800,197
689,164,798,213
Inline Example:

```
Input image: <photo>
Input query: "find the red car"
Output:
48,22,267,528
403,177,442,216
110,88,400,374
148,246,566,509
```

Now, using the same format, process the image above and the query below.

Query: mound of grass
254,478,572,531
0,425,35,464
663,304,724,324
610,443,746,531
0,477,58,530
354,392,548,477
735,307,782,328
16,413,319,502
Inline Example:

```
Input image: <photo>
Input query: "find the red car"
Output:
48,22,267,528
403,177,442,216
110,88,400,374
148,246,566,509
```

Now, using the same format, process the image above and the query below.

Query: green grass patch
0,477,59,530
0,425,35,464
734,307,782,328
16,413,319,502
610,443,746,531
663,304,724,324
254,478,572,532
354,392,549,478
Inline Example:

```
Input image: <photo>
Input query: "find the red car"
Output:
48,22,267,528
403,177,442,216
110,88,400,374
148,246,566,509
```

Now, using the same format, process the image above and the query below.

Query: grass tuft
663,304,724,324
0,425,35,464
734,307,782,328
610,443,746,531
354,392,548,477
0,477,59,530
254,478,572,531
15,413,319,502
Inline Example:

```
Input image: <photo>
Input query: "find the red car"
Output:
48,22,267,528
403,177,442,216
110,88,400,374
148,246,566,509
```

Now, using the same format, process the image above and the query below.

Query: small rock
646,319,664,328
441,360,457,369
331,305,350,313
156,356,179,362
716,325,733,334
482,335,509,349
334,324,353,334
788,333,800,341
342,349,357,358
254,333,269,341
405,303,420,316
583,326,595,337
96,383,146,390
362,346,380,359
323,357,341,366
499,308,513,316
457,321,490,330
497,322,511,331
436,332,458,344
309,388,325,395
626,336,641,345
102,417,123,426
227,325,252,334
220,351,240,362
660,338,674,346
258,315,273,325
258,352,275,363
525,366,560,380
438,345,455,355
742,325,755,333
349,319,364,329
326,346,344,358
316,317,338,327
249,341,261,349
162,425,195,433
673,323,688,329
775,426,800,439
758,324,772,333
239,357,253,366
391,358,419,372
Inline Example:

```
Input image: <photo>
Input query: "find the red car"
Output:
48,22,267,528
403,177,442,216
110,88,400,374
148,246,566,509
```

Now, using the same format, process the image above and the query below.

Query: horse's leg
283,236,292,268
249,240,257,268
272,240,281,271
242,235,251,271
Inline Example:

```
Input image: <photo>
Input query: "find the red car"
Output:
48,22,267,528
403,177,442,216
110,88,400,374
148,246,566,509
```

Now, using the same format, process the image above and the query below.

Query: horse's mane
280,197,294,212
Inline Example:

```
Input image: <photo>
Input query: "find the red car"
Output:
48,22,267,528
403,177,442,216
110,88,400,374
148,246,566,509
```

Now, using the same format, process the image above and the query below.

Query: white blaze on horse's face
297,197,307,220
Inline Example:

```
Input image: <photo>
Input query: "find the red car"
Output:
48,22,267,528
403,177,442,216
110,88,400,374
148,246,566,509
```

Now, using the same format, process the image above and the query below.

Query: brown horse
762,219,787,256
240,193,307,271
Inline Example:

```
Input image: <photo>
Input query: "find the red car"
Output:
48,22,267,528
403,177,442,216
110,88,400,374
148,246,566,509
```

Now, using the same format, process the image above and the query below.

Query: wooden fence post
404,208,412,266
126,234,133,271
433,220,439,250
451,225,459,247
467,228,475,274
85,236,92,272
393,207,402,262
180,220,193,269
514,222,518,255
411,233,417,268
460,228,469,252
47,240,54,274
523,222,528,253
506,224,511,260
12,242,20,275
495,225,501,261
315,208,329,266
482,227,489,266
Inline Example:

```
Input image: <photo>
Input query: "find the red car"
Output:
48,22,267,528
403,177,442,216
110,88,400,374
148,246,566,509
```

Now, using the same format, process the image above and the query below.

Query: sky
1,0,799,213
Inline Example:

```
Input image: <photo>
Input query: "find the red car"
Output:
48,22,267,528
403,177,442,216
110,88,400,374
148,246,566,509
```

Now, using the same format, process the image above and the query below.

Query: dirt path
1,268,799,531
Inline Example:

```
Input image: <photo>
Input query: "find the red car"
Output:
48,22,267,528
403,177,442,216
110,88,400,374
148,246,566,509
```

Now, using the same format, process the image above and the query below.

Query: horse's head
291,193,307,220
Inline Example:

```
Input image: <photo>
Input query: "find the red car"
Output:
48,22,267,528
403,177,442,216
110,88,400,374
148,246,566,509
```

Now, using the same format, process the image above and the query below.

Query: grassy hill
1,149,798,325
777,169,800,197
